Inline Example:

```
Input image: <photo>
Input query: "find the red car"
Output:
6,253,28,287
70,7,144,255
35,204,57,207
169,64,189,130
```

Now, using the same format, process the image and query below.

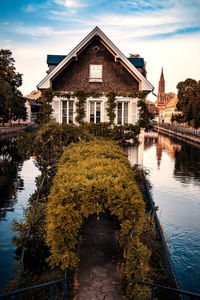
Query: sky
0,0,200,101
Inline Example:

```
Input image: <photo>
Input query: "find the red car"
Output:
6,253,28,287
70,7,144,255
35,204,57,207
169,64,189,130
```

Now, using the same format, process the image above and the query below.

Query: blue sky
1,0,200,99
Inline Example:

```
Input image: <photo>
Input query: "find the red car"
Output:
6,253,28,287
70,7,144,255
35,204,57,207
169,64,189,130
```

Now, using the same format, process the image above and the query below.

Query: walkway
74,213,124,300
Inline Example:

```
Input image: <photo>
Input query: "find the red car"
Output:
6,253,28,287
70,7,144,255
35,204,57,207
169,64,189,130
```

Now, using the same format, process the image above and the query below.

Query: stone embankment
0,124,38,140
154,124,200,148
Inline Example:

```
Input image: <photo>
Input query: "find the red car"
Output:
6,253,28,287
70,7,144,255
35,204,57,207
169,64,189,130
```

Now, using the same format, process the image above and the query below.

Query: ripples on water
143,133,200,294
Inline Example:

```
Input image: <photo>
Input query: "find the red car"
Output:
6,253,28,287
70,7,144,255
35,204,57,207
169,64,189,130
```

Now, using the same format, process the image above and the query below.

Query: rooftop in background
47,55,66,65
127,57,144,68
24,97,42,107
47,55,145,68
166,96,178,108
26,90,41,100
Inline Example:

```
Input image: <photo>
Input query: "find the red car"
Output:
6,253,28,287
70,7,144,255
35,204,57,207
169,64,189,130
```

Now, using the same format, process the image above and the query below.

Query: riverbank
0,124,38,140
153,124,200,148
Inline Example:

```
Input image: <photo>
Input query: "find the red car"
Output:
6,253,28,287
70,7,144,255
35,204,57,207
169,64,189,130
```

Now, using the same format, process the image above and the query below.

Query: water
0,138,40,292
143,132,200,294
0,133,200,295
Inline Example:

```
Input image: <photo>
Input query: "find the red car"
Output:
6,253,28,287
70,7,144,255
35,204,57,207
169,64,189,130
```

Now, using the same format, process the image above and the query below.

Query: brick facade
52,38,139,92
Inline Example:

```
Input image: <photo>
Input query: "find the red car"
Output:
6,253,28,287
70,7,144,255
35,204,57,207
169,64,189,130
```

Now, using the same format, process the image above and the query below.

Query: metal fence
137,281,200,300
0,270,67,300
159,124,200,138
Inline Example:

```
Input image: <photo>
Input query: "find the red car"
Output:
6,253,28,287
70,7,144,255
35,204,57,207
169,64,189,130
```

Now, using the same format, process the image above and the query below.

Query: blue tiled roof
47,55,66,65
128,57,144,68
47,55,144,68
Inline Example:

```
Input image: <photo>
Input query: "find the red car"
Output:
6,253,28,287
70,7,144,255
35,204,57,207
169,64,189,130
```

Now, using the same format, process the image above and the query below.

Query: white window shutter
131,102,137,124
52,100,59,122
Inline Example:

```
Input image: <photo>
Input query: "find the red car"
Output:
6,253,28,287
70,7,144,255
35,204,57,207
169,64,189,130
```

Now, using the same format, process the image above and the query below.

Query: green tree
137,96,153,130
176,78,200,128
37,89,54,125
0,49,26,125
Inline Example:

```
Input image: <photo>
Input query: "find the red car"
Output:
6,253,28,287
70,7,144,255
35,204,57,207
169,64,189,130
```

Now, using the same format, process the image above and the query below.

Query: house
159,95,181,124
25,97,41,124
37,27,153,125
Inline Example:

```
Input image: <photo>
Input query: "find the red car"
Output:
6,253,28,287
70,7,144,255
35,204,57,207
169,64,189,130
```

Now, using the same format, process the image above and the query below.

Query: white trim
37,27,153,91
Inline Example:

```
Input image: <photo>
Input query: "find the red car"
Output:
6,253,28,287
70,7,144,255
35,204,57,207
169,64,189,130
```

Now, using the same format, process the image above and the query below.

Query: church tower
157,67,166,106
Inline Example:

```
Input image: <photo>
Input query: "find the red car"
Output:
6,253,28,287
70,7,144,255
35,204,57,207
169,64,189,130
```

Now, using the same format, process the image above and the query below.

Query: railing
137,281,200,300
156,123,200,138
0,270,67,300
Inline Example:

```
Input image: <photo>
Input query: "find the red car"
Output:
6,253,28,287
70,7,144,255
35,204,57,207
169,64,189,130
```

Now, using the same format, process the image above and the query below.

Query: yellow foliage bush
46,138,151,298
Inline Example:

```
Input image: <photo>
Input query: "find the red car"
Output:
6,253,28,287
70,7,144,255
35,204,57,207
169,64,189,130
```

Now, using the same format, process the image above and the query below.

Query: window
62,101,73,123
89,65,102,82
90,102,101,123
117,102,128,125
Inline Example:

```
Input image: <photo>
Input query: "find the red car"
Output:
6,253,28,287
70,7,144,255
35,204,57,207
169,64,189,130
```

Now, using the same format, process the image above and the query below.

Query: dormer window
89,65,102,82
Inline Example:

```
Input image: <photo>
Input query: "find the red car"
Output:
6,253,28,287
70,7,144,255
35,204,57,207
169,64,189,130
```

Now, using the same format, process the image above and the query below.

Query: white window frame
117,102,129,125
89,101,101,123
62,100,74,124
89,64,103,82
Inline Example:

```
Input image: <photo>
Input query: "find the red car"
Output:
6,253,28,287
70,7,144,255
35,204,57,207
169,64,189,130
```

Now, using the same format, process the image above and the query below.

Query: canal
143,132,200,294
0,133,199,294
0,138,40,292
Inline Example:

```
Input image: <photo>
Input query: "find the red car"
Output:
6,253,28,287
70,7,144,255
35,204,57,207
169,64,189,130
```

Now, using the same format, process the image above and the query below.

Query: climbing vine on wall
105,90,117,124
39,88,151,130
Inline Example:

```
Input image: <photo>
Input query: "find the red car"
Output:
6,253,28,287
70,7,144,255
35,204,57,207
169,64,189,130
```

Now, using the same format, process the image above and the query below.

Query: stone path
74,213,124,300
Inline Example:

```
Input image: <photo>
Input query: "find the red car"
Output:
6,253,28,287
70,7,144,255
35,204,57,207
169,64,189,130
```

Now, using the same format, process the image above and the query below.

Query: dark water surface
0,134,200,294
143,132,200,294
0,138,40,292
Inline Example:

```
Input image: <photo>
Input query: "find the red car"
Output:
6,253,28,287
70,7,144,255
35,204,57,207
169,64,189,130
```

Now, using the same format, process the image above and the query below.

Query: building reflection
0,138,24,220
144,131,200,185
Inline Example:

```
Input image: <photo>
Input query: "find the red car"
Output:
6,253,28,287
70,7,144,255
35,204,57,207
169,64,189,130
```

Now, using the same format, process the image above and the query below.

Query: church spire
157,67,166,106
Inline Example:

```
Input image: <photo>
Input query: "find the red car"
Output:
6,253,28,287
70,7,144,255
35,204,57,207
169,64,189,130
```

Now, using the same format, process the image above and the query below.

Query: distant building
156,68,181,124
145,100,159,122
159,95,181,124
25,97,41,124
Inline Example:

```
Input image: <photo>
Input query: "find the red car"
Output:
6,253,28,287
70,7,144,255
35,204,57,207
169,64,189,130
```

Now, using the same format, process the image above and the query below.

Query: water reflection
0,138,24,221
174,143,200,185
143,131,200,294
145,133,200,184
0,137,40,292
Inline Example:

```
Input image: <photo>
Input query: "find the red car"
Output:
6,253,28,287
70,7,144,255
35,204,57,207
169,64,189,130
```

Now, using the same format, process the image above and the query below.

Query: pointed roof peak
160,67,164,80
37,26,153,91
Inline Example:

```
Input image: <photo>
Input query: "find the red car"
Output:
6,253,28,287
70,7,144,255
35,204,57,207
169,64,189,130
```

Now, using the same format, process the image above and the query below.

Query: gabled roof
37,26,153,91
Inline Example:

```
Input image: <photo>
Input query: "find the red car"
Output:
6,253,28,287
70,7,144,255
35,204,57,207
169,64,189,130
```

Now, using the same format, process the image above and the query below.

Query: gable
52,38,139,92
37,27,153,91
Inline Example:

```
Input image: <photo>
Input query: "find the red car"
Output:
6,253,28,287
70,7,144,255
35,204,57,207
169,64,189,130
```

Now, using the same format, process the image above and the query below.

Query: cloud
12,25,88,38
24,5,35,13
53,0,84,8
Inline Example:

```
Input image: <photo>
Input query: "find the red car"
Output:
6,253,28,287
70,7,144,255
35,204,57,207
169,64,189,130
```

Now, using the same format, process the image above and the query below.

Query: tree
176,78,200,128
137,92,153,130
37,88,53,125
0,49,27,125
